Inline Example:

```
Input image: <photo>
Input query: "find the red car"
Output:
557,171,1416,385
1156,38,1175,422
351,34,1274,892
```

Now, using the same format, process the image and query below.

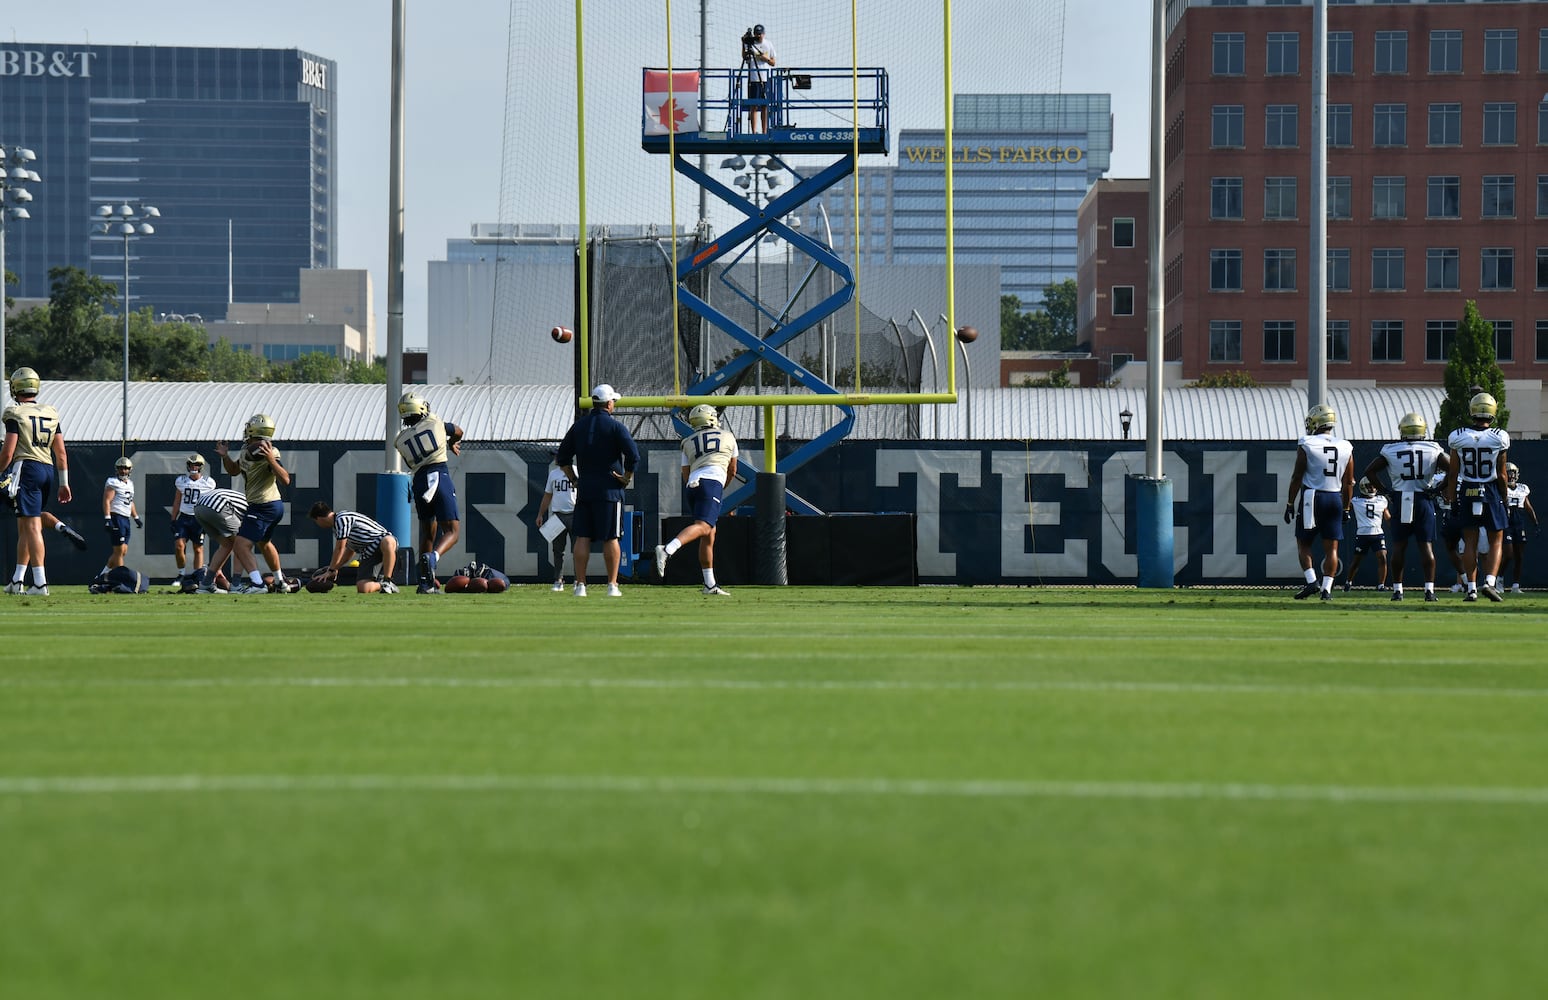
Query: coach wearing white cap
555,384,640,597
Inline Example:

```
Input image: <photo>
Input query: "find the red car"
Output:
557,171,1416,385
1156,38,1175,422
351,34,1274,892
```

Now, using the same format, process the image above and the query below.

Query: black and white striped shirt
193,487,248,517
335,510,390,553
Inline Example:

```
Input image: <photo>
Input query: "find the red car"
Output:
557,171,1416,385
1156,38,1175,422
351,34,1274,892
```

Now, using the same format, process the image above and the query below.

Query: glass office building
815,93,1112,308
0,44,335,320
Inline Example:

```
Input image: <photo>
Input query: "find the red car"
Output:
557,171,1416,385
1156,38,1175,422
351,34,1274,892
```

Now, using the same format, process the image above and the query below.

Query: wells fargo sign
902,145,1086,164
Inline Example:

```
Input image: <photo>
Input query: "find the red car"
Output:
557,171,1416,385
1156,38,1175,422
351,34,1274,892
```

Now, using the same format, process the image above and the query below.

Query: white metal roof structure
43,381,1455,444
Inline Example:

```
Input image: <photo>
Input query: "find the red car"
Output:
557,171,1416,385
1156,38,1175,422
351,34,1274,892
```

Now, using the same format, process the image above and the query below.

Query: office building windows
1425,321,1458,362
1264,249,1297,291
1541,28,1548,71
1373,176,1406,219
1429,103,1461,145
1372,320,1405,362
1430,29,1462,73
1538,247,1548,290
1327,320,1351,362
1537,320,1548,363
1112,218,1135,248
1210,320,1243,362
1213,32,1245,75
1327,177,1352,220
1112,286,1135,316
1264,177,1297,220
1375,31,1409,74
1264,321,1296,362
1484,29,1517,72
1538,100,1548,145
1213,105,1245,148
1428,176,1461,218
1328,104,1353,147
1329,31,1353,74
1328,248,1351,291
1374,104,1407,146
1483,102,1516,145
1426,248,1460,290
1482,175,1515,218
1481,247,1514,290
1493,320,1514,362
1539,175,1548,217
1267,32,1299,75
1211,177,1244,219
1265,105,1298,147
1211,249,1243,291
1373,249,1405,290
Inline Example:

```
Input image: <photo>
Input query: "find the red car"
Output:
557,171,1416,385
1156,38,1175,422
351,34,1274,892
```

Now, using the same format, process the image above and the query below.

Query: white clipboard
539,514,566,542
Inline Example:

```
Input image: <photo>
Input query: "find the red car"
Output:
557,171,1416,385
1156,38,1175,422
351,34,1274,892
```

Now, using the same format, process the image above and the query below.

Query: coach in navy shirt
556,384,640,598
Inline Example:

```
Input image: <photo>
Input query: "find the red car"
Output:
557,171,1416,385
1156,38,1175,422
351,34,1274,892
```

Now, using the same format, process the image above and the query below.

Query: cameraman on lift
741,24,777,133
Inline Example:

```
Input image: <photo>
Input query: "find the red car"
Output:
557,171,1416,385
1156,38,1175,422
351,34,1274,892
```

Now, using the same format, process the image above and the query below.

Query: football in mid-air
445,575,471,593
956,325,979,344
551,325,573,344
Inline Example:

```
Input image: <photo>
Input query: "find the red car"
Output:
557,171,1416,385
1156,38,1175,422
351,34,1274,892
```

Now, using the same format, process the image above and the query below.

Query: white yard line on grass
1,772,1546,806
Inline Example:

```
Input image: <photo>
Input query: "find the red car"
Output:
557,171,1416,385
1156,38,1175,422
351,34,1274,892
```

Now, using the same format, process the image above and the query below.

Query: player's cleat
1319,590,1333,602
1510,583,1522,593
1376,584,1391,591
1424,591,1439,602
1481,583,1503,603
606,583,623,597
417,552,436,589
551,581,565,592
416,582,441,595
702,585,732,597
654,544,668,578
573,583,587,598
1463,591,1478,603
1391,590,1403,602
1340,580,1351,593
1451,583,1465,593
59,523,89,551
24,585,49,596
4,581,23,595
1294,582,1320,600
195,584,220,594
379,580,399,594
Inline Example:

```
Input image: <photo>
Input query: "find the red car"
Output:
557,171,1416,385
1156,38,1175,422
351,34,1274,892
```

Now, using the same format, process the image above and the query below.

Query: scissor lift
641,66,889,513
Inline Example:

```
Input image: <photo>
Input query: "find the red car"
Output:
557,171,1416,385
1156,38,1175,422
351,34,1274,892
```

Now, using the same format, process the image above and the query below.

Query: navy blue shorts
571,498,623,542
238,499,286,545
412,464,459,524
173,514,204,543
1504,524,1530,545
687,479,726,527
106,513,133,546
1454,484,1508,532
1294,491,1346,542
1353,534,1386,554
1389,493,1436,543
11,461,56,517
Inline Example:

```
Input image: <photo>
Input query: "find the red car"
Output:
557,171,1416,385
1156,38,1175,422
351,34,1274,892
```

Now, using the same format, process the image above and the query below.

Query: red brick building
1164,0,1548,386
1078,178,1152,381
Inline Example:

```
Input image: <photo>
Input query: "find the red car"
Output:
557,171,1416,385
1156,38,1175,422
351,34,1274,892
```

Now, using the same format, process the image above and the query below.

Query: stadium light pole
97,202,159,457
1,143,40,385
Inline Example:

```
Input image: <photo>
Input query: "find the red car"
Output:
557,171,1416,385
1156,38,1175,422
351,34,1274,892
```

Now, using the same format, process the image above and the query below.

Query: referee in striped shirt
308,502,400,594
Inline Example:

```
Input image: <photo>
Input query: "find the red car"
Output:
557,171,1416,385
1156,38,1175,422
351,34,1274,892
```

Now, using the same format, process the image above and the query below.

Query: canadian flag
643,70,700,134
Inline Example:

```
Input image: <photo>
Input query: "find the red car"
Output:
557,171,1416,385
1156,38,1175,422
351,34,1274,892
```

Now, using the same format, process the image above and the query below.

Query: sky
12,1,1155,350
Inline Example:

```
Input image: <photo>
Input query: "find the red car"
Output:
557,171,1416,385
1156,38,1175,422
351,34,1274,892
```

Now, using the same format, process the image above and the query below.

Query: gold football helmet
687,404,719,430
244,413,277,440
1304,403,1337,434
398,392,430,423
8,367,40,399
1398,412,1427,440
1468,392,1497,421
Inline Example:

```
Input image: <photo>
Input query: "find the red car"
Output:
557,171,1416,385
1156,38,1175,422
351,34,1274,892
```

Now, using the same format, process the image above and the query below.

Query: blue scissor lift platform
641,66,889,513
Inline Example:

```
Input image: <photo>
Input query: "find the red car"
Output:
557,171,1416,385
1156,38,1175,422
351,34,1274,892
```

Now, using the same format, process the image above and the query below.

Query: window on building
1328,104,1353,147
1213,32,1245,75
1428,176,1461,218
1430,29,1462,73
1112,286,1135,316
1541,28,1548,72
1374,104,1407,146
1264,321,1296,362
1265,249,1297,291
1484,28,1518,72
1539,175,1548,217
1373,248,1405,290
1493,320,1514,362
1212,105,1245,148
1327,320,1351,362
1327,177,1352,220
1211,177,1244,220
1537,320,1548,363
1539,100,1548,145
1482,247,1514,290
1210,320,1243,362
1267,32,1300,75
1265,105,1298,147
1375,31,1409,74
1428,103,1461,145
1373,176,1406,219
1483,102,1516,145
1426,248,1460,290
1372,320,1405,362
1328,248,1352,291
1329,31,1353,73
1426,320,1458,362
1211,249,1244,291
1539,247,1548,289
1482,175,1515,219
1112,218,1135,248
1264,177,1297,219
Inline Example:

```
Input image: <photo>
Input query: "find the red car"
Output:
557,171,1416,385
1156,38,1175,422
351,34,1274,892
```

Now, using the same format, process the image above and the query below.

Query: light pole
96,202,160,456
1,144,40,384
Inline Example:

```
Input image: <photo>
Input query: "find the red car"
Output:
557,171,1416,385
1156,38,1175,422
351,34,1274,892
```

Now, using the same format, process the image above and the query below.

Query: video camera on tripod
741,25,761,63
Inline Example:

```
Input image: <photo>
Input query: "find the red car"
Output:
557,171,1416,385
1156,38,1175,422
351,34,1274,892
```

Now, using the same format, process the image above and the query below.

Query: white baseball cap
590,383,621,403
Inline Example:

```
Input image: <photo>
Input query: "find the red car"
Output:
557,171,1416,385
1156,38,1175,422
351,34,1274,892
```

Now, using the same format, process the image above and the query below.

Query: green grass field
3,586,1546,999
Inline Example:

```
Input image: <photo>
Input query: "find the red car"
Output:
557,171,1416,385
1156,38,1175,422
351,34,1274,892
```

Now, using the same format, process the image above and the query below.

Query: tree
207,337,269,382
2,266,16,311
1000,282,1079,352
1001,294,1039,351
5,266,119,378
1436,299,1508,440
1189,370,1259,388
1023,360,1076,388
1040,278,1079,351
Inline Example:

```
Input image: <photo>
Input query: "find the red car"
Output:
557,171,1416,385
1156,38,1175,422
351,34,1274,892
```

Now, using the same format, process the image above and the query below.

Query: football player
1285,403,1355,601
189,485,249,593
393,392,464,593
1501,463,1538,593
655,404,740,596
170,453,216,593
1363,412,1447,601
1,367,73,596
1341,478,1391,593
217,414,295,594
101,456,143,574
1444,392,1510,602
308,501,400,593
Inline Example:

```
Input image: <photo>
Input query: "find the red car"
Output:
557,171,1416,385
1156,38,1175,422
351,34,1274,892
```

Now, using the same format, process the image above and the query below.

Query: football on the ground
305,578,334,593
466,577,489,593
485,577,508,594
445,575,471,593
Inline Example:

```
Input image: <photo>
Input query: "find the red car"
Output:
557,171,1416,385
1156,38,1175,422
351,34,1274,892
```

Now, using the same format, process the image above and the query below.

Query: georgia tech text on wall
0,50,96,77
902,145,1086,164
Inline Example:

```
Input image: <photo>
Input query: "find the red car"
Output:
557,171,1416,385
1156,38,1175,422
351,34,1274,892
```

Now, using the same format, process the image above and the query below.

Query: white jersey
1447,426,1510,484
681,425,740,487
105,475,135,516
175,473,217,514
1378,439,1445,493
1353,493,1389,536
1507,482,1530,512
543,465,576,513
1296,431,1353,492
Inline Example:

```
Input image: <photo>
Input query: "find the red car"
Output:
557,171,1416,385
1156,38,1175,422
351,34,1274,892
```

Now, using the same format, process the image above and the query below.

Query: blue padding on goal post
1133,476,1175,589
375,472,413,547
